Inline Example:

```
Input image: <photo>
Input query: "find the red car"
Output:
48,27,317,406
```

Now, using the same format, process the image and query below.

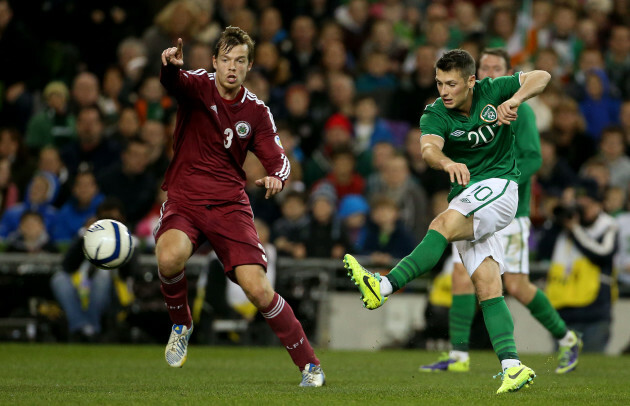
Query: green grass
1,344,629,405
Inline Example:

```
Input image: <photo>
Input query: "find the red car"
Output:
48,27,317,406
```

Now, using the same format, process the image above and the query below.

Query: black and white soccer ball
83,219,135,269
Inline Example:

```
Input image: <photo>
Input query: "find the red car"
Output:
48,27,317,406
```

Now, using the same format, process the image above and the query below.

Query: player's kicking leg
344,254,389,309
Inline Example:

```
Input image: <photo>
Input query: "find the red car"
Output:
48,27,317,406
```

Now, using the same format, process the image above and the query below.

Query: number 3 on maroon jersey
224,128,233,148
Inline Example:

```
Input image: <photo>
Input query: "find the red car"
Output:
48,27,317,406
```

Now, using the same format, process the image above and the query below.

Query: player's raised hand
255,176,283,199
497,97,520,126
161,38,184,67
444,162,470,187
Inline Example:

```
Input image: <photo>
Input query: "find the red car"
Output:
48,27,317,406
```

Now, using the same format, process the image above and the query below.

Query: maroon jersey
160,65,290,205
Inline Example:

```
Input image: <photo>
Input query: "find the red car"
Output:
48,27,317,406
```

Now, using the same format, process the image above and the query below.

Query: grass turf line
1,344,629,405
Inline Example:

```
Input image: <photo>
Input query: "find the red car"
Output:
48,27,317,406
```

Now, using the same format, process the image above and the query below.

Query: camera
553,204,579,223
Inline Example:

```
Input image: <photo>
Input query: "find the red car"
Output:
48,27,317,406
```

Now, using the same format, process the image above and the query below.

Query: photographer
544,177,618,352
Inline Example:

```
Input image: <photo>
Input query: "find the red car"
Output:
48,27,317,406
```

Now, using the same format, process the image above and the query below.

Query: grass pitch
1,344,629,405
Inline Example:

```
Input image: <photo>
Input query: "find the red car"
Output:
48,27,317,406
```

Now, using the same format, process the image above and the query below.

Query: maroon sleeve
160,65,208,102
250,107,290,186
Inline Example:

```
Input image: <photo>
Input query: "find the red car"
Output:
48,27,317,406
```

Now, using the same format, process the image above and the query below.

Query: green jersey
511,102,542,217
420,72,522,202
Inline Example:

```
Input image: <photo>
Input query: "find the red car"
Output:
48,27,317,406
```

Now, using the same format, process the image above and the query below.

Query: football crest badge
235,121,251,138
480,104,498,123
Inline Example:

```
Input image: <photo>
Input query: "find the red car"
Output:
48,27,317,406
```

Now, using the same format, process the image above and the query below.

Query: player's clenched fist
496,97,520,126
444,162,470,187
162,37,184,67
255,176,283,199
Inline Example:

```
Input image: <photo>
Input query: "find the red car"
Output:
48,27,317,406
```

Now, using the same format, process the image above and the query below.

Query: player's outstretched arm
497,70,551,126
255,176,283,199
421,134,470,187
161,38,184,67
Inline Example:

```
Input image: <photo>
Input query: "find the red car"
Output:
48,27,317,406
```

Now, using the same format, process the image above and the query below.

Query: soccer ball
83,219,135,269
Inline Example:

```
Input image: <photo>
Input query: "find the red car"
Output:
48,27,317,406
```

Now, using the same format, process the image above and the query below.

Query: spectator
25,81,76,150
621,101,630,152
142,0,203,76
363,140,395,181
335,0,371,59
303,113,353,188
284,84,320,159
321,40,352,78
605,25,630,99
0,171,58,239
100,66,125,130
551,97,596,172
392,44,440,125
139,120,170,180
359,19,407,73
60,105,122,177
272,191,309,258
355,51,399,95
258,7,287,45
283,15,320,83
37,146,71,208
0,127,36,197
254,41,291,87
52,170,105,244
303,183,346,259
50,198,137,342
134,76,174,124
187,42,213,71
403,128,450,197
327,72,356,118
597,126,630,194
366,153,430,238
579,69,621,140
314,147,365,200
352,95,394,155
97,138,156,226
338,194,370,254
111,107,141,144
0,157,18,216
5,211,57,253
362,196,417,262
537,134,576,198
0,0,37,133
545,178,618,352
70,72,101,114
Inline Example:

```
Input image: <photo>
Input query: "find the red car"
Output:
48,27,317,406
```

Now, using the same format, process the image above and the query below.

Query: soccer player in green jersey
344,49,550,394
420,48,582,375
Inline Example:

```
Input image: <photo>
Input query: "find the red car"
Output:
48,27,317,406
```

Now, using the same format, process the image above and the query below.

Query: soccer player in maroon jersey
157,27,325,387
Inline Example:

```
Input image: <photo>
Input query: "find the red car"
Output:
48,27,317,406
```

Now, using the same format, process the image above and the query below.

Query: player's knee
156,248,187,276
429,215,448,236
504,278,520,297
244,285,273,309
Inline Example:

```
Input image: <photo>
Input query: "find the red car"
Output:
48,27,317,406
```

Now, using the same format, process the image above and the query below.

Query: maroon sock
261,292,319,370
159,269,192,328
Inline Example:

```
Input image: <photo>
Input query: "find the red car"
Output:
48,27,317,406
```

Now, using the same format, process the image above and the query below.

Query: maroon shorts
154,200,267,279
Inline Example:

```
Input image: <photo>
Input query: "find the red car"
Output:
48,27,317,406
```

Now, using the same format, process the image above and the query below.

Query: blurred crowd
1,0,630,283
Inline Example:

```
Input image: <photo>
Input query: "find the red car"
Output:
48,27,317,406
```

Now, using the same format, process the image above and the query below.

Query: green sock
480,296,519,362
450,294,477,351
385,230,448,292
526,288,568,339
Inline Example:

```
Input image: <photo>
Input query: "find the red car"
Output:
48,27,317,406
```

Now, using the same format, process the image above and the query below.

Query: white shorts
452,216,531,275
449,178,518,275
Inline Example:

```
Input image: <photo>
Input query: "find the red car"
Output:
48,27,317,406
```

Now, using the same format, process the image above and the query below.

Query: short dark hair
480,48,511,71
214,26,255,62
435,49,476,78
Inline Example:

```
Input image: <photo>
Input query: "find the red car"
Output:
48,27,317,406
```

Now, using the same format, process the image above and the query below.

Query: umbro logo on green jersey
450,130,465,137
460,198,471,203
480,104,498,123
